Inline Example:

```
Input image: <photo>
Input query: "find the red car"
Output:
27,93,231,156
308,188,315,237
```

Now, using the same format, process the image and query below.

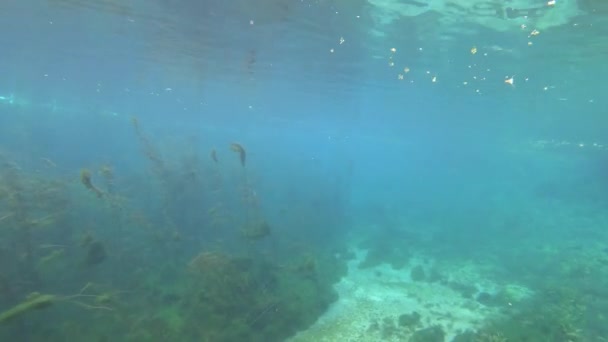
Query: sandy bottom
288,249,532,342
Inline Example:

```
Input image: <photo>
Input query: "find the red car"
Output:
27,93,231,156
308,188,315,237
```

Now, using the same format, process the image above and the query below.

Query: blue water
1,0,607,341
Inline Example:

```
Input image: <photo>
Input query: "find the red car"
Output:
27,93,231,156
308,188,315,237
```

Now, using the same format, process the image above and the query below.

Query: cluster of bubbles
530,139,608,152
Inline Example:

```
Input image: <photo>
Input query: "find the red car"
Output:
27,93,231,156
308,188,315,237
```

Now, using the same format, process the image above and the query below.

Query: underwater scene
1,0,607,341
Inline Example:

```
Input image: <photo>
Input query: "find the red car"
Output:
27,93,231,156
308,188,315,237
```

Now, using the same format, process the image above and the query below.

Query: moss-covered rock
410,265,426,281
398,311,421,328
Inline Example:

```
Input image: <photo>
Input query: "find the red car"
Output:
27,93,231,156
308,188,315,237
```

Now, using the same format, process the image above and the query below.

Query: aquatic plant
130,117,187,240
0,158,72,315
210,148,218,163
37,248,65,268
0,292,55,323
0,283,113,324
0,117,348,341
475,332,508,342
240,220,271,240
292,255,317,276
410,324,445,341
183,249,341,341
131,116,166,177
188,251,235,278
80,169,103,198
398,312,421,329
84,240,107,266
99,164,114,193
229,143,246,167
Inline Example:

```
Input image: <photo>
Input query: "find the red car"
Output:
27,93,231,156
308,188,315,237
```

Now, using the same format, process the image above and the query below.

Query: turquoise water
1,0,607,341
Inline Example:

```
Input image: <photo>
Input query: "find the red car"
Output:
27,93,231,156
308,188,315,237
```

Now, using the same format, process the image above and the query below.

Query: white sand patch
288,249,531,342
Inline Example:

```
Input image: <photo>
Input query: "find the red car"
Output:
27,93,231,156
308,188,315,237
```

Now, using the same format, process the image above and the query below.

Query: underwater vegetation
131,116,166,177
99,164,114,194
0,117,347,341
181,251,340,341
210,147,218,163
241,219,271,240
0,292,55,324
83,240,107,266
0,155,70,285
230,142,246,167
0,283,113,324
80,169,103,198
2,111,606,342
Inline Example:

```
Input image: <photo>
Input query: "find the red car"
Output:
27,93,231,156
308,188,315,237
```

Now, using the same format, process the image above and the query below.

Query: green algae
0,292,56,323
